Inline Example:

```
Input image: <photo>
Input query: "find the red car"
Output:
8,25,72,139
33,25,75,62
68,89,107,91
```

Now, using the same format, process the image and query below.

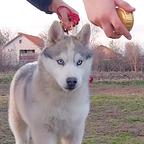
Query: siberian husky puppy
9,21,93,144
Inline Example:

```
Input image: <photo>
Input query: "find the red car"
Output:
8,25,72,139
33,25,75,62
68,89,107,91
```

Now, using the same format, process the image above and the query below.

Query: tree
0,30,11,65
0,30,10,46
90,24,100,48
108,40,122,54
124,42,141,72
39,32,47,46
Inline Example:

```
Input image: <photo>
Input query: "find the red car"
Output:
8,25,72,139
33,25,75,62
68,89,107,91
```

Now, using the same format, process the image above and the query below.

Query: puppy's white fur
8,21,93,144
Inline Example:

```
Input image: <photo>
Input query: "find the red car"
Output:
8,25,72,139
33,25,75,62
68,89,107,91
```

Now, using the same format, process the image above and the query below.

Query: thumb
58,8,70,23
114,0,135,12
59,10,74,31
57,8,73,31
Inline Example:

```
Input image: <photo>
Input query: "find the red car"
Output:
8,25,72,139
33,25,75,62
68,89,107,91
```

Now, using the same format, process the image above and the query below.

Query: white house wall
16,36,41,59
3,35,42,65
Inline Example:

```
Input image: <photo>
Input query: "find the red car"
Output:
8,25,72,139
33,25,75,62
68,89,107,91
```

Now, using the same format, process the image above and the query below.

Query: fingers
59,9,74,31
111,11,132,40
83,0,134,39
111,0,134,40
114,0,135,12
101,22,121,39
100,11,132,40
57,6,80,32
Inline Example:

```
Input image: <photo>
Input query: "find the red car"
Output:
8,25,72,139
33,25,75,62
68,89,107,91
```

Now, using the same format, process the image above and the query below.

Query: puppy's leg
61,123,85,144
9,103,30,144
31,127,57,144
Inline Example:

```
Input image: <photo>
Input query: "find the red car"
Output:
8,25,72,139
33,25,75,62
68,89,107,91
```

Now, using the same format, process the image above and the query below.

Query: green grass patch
0,74,13,84
85,94,144,144
126,116,144,124
0,96,15,144
111,133,144,144
91,94,144,112
83,133,144,144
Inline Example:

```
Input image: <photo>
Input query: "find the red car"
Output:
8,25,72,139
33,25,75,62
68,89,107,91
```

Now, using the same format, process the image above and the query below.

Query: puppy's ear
48,21,64,43
76,24,91,45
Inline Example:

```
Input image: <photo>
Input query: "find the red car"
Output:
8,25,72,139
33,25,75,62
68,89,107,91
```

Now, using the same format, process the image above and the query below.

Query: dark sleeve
27,0,53,14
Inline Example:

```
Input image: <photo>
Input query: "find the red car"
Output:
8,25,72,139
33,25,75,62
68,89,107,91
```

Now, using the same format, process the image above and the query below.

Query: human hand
50,0,80,32
83,0,135,40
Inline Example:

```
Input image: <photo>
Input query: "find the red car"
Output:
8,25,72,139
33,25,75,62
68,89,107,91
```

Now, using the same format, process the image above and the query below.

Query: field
0,74,144,144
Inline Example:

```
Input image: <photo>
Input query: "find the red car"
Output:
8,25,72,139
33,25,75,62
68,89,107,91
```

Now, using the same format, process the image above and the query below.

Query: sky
0,0,143,45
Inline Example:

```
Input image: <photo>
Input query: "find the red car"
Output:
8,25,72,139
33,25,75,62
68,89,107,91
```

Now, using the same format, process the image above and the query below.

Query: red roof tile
18,32,44,48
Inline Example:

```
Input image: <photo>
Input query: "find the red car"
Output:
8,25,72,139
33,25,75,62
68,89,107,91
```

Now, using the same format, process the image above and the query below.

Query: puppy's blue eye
77,60,83,66
57,59,65,66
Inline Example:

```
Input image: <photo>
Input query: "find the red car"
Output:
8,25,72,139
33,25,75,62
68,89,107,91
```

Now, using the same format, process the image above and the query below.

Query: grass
82,94,144,144
92,94,144,112
1,80,144,143
84,133,144,144
0,96,15,144
0,74,13,84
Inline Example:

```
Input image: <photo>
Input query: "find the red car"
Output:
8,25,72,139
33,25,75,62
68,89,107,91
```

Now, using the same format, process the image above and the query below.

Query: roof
18,33,44,48
93,45,118,59
4,32,44,48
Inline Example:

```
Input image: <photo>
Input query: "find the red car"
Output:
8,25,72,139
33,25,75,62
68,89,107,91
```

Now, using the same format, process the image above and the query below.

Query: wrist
48,0,64,13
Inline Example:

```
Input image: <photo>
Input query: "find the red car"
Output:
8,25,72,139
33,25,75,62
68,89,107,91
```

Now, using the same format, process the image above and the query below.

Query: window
19,39,22,44
20,50,35,56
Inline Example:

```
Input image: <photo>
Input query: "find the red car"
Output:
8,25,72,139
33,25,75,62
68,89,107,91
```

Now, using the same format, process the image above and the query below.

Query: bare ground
91,86,144,96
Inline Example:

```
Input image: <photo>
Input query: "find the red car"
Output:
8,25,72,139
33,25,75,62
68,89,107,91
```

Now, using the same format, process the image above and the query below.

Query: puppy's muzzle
66,77,77,90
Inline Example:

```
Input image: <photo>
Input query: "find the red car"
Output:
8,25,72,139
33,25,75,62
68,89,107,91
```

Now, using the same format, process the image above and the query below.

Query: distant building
2,33,44,65
93,45,118,60
92,45,122,71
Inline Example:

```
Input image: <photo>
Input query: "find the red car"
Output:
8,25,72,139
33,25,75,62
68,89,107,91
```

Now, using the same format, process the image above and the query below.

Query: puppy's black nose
66,77,77,90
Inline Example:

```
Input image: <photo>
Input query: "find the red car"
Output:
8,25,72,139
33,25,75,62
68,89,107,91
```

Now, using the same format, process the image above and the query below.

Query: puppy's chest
43,113,75,136
39,101,88,122
31,99,89,134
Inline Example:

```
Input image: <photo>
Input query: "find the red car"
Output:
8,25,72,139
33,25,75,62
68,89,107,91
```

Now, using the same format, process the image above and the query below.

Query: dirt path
91,86,144,96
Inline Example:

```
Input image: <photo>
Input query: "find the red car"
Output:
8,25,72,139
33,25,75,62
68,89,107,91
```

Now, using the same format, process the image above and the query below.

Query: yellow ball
116,8,134,31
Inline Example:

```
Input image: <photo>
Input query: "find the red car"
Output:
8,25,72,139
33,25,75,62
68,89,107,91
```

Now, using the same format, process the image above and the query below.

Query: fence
91,71,144,81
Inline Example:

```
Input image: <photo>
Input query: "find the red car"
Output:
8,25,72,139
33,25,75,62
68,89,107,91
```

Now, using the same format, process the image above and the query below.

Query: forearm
27,0,68,14
27,0,53,13
27,0,80,32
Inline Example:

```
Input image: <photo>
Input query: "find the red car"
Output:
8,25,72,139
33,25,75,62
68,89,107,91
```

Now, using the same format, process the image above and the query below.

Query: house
92,45,121,71
2,33,44,65
93,45,118,60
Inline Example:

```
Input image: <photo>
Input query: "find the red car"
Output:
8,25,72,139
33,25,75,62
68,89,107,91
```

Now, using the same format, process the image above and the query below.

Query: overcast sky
0,0,143,44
